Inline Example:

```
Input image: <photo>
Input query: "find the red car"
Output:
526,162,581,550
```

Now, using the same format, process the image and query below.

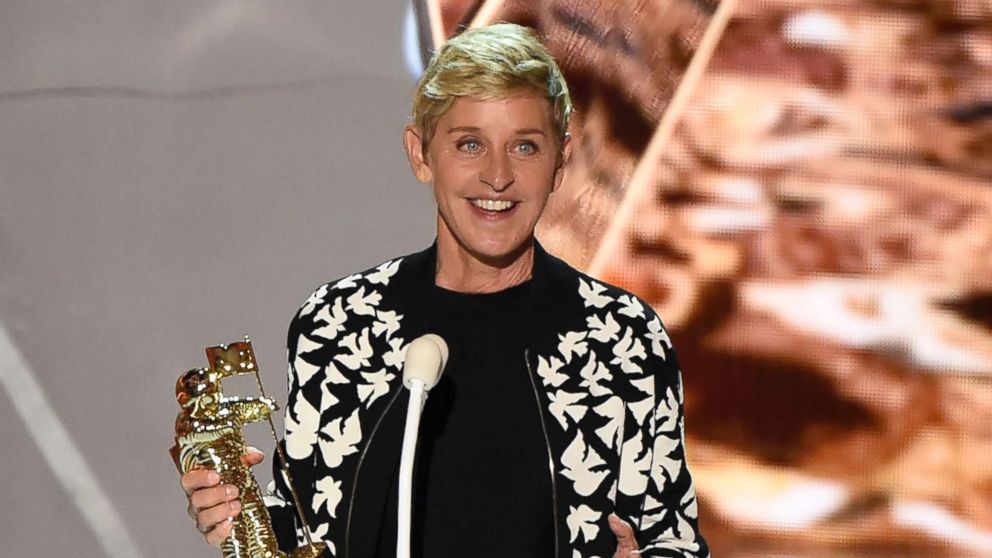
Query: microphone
402,334,448,390
397,334,448,558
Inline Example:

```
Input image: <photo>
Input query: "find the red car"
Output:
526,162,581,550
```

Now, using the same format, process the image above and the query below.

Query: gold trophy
171,337,325,558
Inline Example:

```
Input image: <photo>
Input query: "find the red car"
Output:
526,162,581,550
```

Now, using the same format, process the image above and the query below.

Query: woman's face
404,91,570,266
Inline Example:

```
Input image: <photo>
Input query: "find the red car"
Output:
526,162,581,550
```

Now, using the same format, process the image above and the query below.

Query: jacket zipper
524,348,561,558
344,387,403,558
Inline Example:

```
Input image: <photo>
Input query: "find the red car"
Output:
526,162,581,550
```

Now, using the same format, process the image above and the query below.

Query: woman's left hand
609,514,640,557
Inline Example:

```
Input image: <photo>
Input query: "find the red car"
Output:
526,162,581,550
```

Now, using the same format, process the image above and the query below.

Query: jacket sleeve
265,297,328,554
636,316,710,557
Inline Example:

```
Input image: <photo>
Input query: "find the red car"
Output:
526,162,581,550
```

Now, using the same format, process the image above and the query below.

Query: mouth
469,198,518,213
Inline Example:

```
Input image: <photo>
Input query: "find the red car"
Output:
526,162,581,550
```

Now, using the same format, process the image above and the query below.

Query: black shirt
374,280,555,557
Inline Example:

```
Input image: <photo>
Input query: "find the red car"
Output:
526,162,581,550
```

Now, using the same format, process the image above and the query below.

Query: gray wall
0,2,434,556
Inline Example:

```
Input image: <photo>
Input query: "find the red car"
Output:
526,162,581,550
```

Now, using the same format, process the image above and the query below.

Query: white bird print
618,294,645,319
371,309,401,339
299,284,328,317
593,396,624,449
305,523,333,555
313,297,348,340
566,504,602,543
655,387,679,432
611,327,647,374
646,316,672,360
561,434,608,497
638,512,699,553
382,337,407,370
346,286,382,317
294,332,327,385
333,273,362,291
578,278,612,309
651,433,682,491
586,312,621,343
578,353,611,397
335,328,373,370
319,408,362,469
296,333,325,357
537,355,568,388
357,368,395,408
263,481,289,509
312,476,343,518
366,259,401,285
643,493,665,513
682,487,699,519
293,353,321,386
558,331,589,364
618,432,651,496
630,374,653,396
548,388,588,429
318,377,339,412
285,395,320,460
640,494,669,531
323,362,349,385
628,394,654,426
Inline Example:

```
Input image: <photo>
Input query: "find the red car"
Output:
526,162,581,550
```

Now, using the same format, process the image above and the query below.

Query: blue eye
516,142,537,154
458,139,481,152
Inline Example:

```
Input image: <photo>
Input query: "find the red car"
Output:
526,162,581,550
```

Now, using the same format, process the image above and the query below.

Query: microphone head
402,334,448,390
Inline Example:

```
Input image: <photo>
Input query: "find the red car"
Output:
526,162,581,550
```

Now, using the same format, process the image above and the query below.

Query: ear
403,124,433,184
552,133,572,193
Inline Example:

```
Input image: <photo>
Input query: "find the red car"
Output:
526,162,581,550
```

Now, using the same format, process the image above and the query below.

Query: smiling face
404,91,571,273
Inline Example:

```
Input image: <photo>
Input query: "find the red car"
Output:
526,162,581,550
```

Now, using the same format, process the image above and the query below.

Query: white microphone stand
397,334,448,558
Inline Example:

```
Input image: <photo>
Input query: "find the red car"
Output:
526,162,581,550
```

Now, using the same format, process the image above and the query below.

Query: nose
479,151,514,191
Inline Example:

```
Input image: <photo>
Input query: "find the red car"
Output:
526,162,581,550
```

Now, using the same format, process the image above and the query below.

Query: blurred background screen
422,0,992,556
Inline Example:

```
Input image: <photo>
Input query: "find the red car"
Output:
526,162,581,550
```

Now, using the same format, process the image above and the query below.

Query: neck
435,234,535,294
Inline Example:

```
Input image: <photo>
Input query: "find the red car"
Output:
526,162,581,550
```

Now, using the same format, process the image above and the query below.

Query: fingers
242,447,265,467
189,484,240,516
180,468,220,496
609,514,639,557
183,475,241,541
205,517,235,546
180,451,259,546
196,498,242,534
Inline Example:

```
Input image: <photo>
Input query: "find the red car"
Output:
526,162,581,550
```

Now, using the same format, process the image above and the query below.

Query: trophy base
288,543,327,558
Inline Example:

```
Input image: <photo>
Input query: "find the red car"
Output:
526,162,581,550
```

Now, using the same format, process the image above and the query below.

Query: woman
182,23,708,558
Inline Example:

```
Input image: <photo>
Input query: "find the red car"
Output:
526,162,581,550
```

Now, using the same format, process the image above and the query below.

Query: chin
464,235,534,266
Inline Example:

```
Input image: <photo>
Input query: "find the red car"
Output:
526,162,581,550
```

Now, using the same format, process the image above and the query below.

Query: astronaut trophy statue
171,338,325,558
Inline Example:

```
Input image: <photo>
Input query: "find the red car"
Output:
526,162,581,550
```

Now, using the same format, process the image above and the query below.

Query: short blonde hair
413,23,572,152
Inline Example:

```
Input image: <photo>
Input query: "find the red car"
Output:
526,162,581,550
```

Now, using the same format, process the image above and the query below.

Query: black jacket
266,242,708,557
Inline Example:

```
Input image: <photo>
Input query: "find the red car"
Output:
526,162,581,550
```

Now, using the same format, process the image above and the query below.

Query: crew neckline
431,278,533,300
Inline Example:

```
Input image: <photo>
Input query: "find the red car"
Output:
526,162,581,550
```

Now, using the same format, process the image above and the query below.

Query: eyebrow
446,126,547,136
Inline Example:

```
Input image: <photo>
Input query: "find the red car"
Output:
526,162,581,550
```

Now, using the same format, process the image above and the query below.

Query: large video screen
421,1,992,555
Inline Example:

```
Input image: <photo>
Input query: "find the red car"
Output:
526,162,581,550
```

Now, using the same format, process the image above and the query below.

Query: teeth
471,199,515,212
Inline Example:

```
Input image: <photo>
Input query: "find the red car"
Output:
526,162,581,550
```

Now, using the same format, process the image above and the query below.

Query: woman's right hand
180,449,265,546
